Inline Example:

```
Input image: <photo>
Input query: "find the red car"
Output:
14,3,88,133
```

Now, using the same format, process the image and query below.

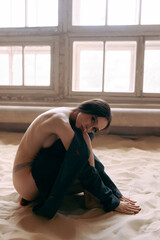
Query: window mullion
36,0,39,26
102,41,105,92
135,37,144,97
25,0,28,27
22,46,25,86
105,0,108,26
35,54,37,86
9,48,13,85
138,0,142,25
10,0,13,27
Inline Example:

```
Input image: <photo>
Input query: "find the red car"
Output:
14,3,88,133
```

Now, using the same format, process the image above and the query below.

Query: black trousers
31,133,121,218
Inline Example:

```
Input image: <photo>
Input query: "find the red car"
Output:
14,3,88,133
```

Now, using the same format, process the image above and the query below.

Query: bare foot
115,201,141,214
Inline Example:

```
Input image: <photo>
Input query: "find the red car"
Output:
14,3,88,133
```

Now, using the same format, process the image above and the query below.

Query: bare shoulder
38,107,75,149
39,107,72,131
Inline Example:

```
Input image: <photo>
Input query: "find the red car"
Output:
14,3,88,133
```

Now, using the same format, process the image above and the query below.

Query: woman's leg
13,167,39,202
13,140,66,204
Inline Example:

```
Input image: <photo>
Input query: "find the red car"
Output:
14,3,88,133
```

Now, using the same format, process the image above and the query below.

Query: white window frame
0,0,160,106
0,36,59,97
0,0,63,105
66,35,160,105
142,36,160,98
0,0,61,30
65,0,160,105
69,37,139,97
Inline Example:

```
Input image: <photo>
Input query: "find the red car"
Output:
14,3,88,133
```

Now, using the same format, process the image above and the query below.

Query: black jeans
31,133,121,218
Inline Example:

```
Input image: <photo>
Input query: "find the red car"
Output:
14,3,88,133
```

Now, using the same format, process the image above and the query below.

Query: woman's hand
119,196,137,205
115,196,141,214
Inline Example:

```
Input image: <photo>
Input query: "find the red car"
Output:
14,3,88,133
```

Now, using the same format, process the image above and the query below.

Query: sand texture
0,132,160,240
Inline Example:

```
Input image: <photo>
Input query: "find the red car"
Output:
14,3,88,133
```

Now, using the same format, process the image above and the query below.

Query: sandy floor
0,131,160,240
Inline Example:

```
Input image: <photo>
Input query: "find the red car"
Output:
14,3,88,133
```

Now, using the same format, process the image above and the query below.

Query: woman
13,99,141,217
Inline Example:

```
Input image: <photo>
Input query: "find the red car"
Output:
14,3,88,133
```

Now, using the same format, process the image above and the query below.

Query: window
70,0,160,103
72,0,106,26
0,0,25,28
107,0,139,25
0,0,160,105
72,0,160,26
27,0,58,27
72,42,103,91
143,41,160,93
0,46,51,86
0,0,58,28
72,41,137,93
104,41,136,92
0,46,22,86
24,46,51,86
141,0,160,25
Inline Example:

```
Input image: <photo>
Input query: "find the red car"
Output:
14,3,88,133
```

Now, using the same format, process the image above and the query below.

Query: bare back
14,107,75,168
12,107,76,200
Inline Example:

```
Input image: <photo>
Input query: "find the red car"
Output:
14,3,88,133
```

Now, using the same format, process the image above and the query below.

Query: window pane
24,46,51,86
143,41,160,93
104,41,137,92
0,0,25,27
12,54,23,85
72,42,103,91
108,0,139,25
141,0,160,24
0,55,9,85
0,0,58,28
0,0,11,27
72,0,106,26
12,0,25,27
27,0,58,27
0,47,22,86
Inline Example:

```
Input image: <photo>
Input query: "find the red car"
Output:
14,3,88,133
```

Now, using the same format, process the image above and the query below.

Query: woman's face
75,112,108,133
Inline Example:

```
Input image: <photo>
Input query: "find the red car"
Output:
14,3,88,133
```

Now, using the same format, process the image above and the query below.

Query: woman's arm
82,132,141,214
82,132,95,167
94,154,122,198
82,132,101,208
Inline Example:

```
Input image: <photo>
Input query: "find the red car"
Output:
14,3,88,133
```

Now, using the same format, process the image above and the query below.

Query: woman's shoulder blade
38,107,72,132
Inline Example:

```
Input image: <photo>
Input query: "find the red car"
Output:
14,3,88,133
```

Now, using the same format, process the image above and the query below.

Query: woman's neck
69,108,79,128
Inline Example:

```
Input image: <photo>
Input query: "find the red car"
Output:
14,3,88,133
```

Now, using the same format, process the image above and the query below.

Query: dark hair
77,99,112,130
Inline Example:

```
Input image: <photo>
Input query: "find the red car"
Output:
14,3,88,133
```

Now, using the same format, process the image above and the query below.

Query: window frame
0,0,160,106
0,0,60,29
0,36,59,95
67,34,160,104
69,36,140,97
142,36,160,98
66,0,160,104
